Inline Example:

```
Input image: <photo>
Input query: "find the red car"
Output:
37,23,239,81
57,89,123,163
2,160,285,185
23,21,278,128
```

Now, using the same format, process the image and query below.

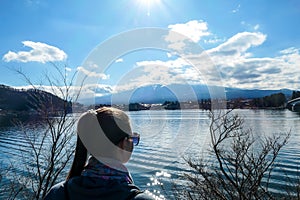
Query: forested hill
0,84,72,113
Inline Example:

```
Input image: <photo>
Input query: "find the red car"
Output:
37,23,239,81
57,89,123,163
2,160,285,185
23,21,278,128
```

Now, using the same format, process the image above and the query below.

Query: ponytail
66,136,87,180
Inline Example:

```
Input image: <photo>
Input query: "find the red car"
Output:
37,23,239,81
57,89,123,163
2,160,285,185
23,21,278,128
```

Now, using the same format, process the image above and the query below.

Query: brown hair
66,136,87,180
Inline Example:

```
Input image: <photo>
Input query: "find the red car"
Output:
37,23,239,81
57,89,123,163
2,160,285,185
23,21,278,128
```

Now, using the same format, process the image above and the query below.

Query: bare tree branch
182,109,291,200
1,63,84,199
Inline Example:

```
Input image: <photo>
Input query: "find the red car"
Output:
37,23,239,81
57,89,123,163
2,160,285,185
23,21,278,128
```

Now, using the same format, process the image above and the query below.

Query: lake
0,109,299,199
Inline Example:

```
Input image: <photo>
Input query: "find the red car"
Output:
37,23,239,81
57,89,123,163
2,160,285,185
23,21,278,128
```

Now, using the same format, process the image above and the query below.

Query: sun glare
136,0,162,16
137,0,161,5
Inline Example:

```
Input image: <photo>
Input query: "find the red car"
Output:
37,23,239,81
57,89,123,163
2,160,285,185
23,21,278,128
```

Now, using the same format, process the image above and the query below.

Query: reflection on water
142,171,171,200
0,109,300,199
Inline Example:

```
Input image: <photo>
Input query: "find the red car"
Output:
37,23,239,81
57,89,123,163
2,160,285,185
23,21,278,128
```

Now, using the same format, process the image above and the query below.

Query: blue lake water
0,109,299,199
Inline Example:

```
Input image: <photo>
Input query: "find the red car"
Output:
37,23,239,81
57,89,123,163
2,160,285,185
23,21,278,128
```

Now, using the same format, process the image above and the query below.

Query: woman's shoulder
44,179,155,200
44,181,66,200
131,190,155,200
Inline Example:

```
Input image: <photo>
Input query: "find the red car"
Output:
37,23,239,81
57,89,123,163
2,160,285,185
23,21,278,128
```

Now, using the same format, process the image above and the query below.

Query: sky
1,0,300,100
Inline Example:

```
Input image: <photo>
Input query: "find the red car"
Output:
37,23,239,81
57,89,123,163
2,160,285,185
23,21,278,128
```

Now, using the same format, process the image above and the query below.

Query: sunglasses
126,132,140,146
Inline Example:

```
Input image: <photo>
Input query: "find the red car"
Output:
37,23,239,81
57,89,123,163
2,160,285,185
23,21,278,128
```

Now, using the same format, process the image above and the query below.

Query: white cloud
214,32,266,52
280,47,299,55
136,58,189,70
232,4,240,13
278,48,300,71
98,25,298,91
203,32,300,90
2,41,67,63
204,37,225,44
208,32,266,59
109,57,207,93
166,52,173,58
166,20,210,43
77,66,110,79
254,24,260,30
74,33,300,95
115,58,123,63
241,21,261,31
124,30,300,90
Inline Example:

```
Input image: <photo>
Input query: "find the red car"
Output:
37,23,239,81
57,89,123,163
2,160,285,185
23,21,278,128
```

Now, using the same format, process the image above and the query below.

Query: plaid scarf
81,156,134,184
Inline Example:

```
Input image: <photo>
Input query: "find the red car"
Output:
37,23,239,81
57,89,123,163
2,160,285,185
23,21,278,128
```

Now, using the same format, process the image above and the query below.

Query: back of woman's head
67,107,132,180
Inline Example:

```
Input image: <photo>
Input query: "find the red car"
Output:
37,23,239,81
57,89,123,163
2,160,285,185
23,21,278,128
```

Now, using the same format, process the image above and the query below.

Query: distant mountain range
0,84,294,108
93,84,294,105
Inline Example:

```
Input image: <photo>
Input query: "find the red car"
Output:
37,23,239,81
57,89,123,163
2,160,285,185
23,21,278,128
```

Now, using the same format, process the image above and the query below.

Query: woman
44,107,153,200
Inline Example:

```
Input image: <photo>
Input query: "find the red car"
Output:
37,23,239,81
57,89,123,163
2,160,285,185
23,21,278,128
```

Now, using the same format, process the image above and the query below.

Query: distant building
129,103,150,111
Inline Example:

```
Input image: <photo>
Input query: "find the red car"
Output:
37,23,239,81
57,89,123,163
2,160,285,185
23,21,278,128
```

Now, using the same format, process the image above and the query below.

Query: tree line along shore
1,84,300,114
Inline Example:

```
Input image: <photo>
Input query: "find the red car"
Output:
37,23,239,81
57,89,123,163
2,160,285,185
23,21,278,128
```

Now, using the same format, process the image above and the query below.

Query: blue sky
1,0,300,99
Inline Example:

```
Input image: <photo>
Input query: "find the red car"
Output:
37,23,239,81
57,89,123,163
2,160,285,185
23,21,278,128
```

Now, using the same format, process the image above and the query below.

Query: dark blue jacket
44,176,154,200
